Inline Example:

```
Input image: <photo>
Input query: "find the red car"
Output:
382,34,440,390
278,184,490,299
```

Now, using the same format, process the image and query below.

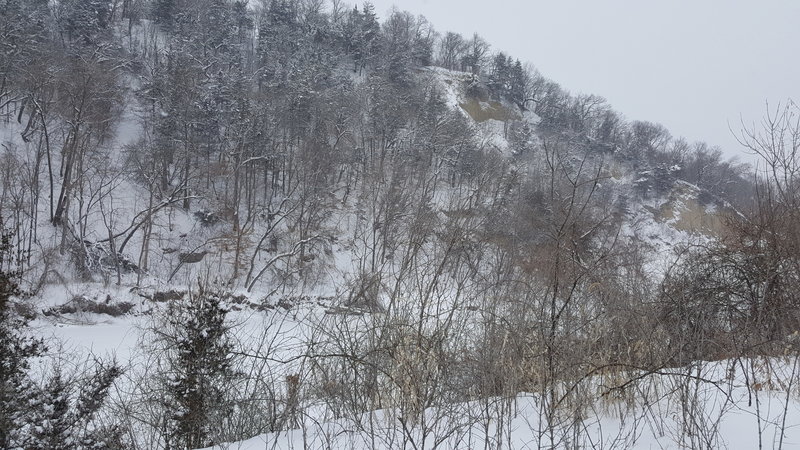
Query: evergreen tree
0,217,45,448
21,362,123,449
342,3,380,74
161,288,238,449
509,120,534,156
57,0,112,45
488,52,509,96
508,59,528,108
257,0,300,88
0,220,122,449
358,2,380,71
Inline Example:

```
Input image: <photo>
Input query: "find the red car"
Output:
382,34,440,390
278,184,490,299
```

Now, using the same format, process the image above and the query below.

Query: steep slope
426,66,734,261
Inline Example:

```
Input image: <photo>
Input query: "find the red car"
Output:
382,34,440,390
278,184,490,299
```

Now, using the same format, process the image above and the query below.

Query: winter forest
1,0,800,448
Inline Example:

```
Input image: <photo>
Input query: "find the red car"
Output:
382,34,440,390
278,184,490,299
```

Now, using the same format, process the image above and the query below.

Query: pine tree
488,52,509,96
257,0,299,88
22,363,123,449
508,60,528,108
359,2,380,72
1,219,121,448
26,371,72,450
340,3,381,73
0,217,45,448
57,0,112,45
161,288,238,449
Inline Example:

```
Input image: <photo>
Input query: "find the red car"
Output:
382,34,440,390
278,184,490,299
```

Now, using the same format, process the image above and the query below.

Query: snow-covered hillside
10,66,756,449
3,2,795,449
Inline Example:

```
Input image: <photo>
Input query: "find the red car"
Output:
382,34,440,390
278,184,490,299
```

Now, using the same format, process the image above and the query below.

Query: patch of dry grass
459,97,520,123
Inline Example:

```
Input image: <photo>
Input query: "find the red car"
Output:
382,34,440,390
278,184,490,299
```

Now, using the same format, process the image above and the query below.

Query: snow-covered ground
202,357,800,449
36,289,800,450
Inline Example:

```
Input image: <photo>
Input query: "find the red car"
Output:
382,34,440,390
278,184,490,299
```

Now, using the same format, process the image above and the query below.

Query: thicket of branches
0,0,751,280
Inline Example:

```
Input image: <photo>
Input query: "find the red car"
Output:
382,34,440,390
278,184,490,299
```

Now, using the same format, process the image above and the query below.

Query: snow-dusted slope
206,357,800,450
3,62,751,450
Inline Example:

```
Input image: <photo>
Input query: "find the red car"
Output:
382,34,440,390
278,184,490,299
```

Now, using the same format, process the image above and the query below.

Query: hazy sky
366,0,800,162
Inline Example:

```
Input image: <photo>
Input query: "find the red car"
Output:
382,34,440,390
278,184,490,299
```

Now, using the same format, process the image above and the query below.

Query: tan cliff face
428,69,520,123
645,181,734,238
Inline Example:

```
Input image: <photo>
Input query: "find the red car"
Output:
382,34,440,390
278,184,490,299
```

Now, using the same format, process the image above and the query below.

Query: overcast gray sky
366,0,800,162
